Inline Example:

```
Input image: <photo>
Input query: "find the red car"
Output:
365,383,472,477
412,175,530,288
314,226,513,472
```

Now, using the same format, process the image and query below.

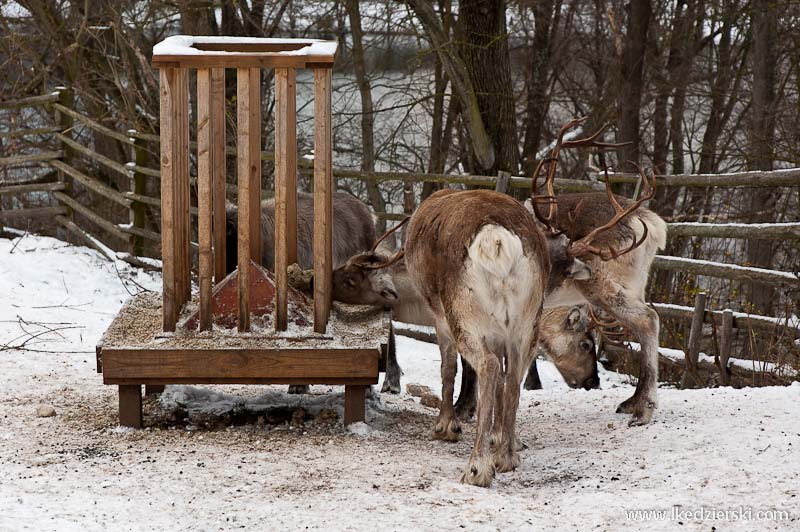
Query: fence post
127,129,147,256
495,170,511,194
718,309,733,386
680,291,707,388
51,86,73,226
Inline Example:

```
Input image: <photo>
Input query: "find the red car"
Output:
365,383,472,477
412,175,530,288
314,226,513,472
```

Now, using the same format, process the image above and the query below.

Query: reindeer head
332,251,400,306
540,305,600,390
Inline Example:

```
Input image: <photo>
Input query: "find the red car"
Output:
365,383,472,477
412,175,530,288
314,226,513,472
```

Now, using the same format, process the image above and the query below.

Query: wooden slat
54,133,131,177
0,206,66,221
197,68,213,331
274,68,297,331
313,68,333,333
105,377,377,386
653,255,800,287
177,68,191,308
51,103,134,146
0,92,59,110
120,224,161,243
159,68,178,332
152,55,334,70
0,151,63,168
0,126,59,140
101,348,380,380
55,215,115,261
236,68,253,332
211,67,227,284
0,181,65,195
247,68,262,264
53,191,128,240
48,159,131,207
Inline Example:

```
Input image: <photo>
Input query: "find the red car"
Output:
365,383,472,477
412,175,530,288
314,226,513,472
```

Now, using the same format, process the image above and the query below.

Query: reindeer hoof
493,450,521,473
616,396,636,414
461,458,495,487
288,385,310,395
628,401,655,426
380,378,401,394
431,418,462,442
454,403,476,422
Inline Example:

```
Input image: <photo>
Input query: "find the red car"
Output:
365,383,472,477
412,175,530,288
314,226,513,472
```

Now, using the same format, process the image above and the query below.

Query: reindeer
333,251,599,393
226,191,376,395
456,120,665,425
367,188,597,487
224,191,375,274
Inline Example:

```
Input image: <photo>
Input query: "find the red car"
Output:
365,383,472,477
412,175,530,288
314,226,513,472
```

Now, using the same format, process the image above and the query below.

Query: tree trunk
521,0,560,176
458,0,519,179
345,0,385,232
745,0,779,315
616,0,651,168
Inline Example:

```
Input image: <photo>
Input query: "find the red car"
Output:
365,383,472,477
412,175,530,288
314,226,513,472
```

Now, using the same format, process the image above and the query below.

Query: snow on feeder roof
152,35,338,68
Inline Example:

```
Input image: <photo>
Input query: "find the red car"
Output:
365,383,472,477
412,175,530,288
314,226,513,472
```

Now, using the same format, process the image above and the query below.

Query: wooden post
275,67,297,331
118,385,142,428
127,129,147,256
344,385,366,425
681,291,707,389
719,309,733,386
247,68,262,265
495,170,511,194
236,68,255,332
177,68,191,308
159,69,179,331
197,68,214,331
211,68,227,284
52,87,74,230
313,68,333,333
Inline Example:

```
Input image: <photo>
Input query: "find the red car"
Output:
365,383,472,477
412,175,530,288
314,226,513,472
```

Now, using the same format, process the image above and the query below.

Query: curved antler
363,217,411,270
566,164,656,261
529,117,630,234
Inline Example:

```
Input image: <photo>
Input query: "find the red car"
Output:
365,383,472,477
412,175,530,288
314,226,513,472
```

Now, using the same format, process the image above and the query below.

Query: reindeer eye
580,339,594,352
346,279,356,288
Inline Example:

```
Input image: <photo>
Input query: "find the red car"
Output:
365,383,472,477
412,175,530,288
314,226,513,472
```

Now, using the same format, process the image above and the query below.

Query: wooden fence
1,88,799,381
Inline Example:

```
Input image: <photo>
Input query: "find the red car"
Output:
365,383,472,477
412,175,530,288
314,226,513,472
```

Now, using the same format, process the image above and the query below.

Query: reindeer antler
529,117,630,233
363,217,411,270
566,164,655,261
588,307,629,347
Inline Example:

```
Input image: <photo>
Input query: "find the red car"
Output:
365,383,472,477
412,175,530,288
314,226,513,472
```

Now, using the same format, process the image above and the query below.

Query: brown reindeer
225,191,375,274
381,188,594,486
226,191,376,395
453,120,665,425
333,252,599,393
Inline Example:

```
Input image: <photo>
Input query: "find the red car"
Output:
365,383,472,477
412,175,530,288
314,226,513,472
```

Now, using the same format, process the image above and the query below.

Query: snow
153,35,338,58
1,234,799,531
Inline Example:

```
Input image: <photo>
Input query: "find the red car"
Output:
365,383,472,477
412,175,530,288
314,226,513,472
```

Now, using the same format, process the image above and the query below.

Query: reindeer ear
566,307,582,330
567,259,592,280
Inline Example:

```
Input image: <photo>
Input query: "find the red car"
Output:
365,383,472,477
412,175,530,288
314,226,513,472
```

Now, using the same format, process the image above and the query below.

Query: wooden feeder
96,36,389,428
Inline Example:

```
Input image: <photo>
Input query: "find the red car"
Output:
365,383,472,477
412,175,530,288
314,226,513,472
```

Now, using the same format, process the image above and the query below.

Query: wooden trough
96,36,389,428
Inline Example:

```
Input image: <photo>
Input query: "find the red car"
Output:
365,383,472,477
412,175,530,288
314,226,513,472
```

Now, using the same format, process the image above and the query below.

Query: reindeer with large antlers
455,117,667,426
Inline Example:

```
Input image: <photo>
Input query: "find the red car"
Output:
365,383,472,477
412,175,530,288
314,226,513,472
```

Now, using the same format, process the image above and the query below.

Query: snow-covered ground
0,234,798,531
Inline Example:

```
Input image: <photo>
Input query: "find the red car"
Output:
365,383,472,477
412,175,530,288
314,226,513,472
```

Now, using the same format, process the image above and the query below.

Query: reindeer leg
493,345,528,473
454,357,477,421
523,358,543,390
288,385,309,394
431,316,462,442
583,279,659,426
459,334,498,487
613,303,659,426
381,331,402,394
